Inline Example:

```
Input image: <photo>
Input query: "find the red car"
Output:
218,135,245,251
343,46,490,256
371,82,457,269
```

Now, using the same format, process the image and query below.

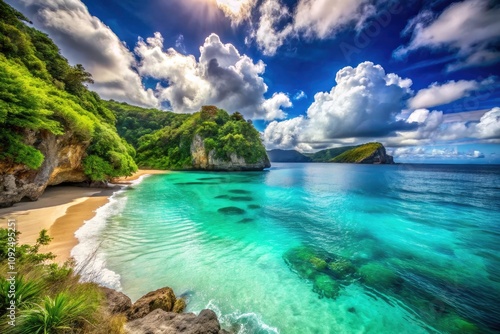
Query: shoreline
0,169,168,264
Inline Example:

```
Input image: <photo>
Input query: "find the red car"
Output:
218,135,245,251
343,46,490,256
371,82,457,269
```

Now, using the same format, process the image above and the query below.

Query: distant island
267,142,394,164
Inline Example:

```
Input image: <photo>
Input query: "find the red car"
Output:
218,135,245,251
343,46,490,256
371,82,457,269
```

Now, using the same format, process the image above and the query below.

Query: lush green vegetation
0,228,125,333
105,100,190,149
108,104,267,170
330,142,383,163
307,146,355,162
0,1,136,180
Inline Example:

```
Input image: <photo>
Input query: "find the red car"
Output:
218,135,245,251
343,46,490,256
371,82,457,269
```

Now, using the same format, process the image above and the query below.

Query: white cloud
394,0,500,71
408,78,493,109
251,0,391,55
294,90,307,100
214,0,257,25
264,61,414,149
262,93,292,120
255,0,294,56
294,0,374,39
391,107,500,146
10,0,158,108
391,146,485,160
263,116,306,150
135,32,290,119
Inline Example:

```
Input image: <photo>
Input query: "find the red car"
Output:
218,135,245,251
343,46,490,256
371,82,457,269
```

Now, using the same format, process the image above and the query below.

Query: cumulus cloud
391,107,500,146
135,32,289,120
394,0,500,71
262,93,292,120
408,78,494,109
10,0,158,107
264,61,414,149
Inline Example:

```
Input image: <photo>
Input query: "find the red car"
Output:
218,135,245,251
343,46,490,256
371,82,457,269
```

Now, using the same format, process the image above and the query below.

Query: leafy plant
16,292,97,334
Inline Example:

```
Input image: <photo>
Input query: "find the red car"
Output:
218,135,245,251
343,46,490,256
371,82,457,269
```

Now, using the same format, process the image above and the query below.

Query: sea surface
73,163,500,334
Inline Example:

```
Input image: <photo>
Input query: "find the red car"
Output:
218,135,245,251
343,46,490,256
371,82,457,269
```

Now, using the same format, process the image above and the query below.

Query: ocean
72,163,500,333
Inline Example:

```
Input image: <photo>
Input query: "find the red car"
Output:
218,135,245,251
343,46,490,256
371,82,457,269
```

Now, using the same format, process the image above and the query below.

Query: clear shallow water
77,163,500,333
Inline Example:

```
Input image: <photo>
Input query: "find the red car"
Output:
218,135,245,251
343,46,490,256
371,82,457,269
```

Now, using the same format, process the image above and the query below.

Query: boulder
128,287,177,320
125,309,228,334
101,287,132,314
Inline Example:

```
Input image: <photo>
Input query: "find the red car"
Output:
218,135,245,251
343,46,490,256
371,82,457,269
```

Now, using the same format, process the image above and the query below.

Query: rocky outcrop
102,286,228,334
359,145,394,164
190,135,270,171
128,287,183,320
0,130,89,207
101,287,132,314
125,309,229,334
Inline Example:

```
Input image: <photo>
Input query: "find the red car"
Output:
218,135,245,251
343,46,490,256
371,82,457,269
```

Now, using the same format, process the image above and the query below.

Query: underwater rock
248,204,261,209
217,207,246,215
359,263,401,289
237,218,254,224
228,189,251,194
313,274,340,299
229,196,254,202
437,313,480,334
215,195,229,199
328,259,357,279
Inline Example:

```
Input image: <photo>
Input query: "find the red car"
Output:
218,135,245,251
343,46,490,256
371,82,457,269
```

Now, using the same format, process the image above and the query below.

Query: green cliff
107,103,270,171
0,1,136,206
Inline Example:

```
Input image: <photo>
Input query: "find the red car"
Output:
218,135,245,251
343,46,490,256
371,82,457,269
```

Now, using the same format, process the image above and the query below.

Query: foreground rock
128,287,183,320
126,309,229,334
101,287,132,314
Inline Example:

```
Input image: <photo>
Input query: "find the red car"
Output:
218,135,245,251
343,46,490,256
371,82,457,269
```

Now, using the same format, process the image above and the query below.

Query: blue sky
8,0,500,163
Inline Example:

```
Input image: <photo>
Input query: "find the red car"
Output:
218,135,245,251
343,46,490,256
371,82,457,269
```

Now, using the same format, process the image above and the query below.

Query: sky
7,0,500,163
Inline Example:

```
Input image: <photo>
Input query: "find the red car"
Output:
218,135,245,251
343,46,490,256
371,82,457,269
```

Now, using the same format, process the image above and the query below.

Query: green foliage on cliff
108,103,267,170
105,100,190,148
0,1,136,180
307,146,355,162
330,142,383,163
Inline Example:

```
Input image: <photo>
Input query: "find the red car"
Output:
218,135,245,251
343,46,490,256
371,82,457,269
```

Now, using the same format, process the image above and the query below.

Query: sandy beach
0,169,167,264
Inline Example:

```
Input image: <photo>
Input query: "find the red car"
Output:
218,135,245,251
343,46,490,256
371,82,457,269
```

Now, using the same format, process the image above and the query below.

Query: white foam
70,175,151,290
205,300,280,334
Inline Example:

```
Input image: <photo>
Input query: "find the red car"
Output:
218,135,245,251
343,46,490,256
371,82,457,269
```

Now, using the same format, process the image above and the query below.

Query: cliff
264,143,394,164
0,3,137,207
192,135,270,171
120,105,271,171
0,130,88,207
331,142,394,164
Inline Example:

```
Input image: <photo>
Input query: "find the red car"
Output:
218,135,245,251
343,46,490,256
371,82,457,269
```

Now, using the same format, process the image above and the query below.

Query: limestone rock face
359,145,394,164
101,287,132,314
125,309,228,334
128,287,179,320
0,130,88,207
190,135,271,171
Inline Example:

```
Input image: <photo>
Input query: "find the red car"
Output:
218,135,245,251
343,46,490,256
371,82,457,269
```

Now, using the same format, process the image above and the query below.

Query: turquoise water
79,163,500,333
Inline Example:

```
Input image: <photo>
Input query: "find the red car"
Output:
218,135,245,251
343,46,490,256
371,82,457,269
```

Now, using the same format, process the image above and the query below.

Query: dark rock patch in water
175,182,215,185
198,177,226,181
248,204,261,209
215,195,229,199
217,207,246,215
228,189,251,194
237,218,254,224
229,196,253,202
